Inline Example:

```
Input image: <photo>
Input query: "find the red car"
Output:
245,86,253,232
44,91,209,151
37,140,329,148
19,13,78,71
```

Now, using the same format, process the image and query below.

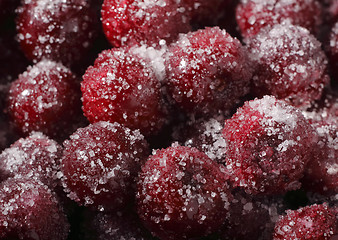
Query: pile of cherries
0,0,337,239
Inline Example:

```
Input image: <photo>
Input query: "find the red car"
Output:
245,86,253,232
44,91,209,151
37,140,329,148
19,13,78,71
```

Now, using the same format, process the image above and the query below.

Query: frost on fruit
236,0,322,38
7,60,82,139
61,121,149,211
0,132,62,189
166,27,253,116
248,23,329,108
273,204,338,240
0,177,69,240
16,0,97,66
82,47,169,136
101,0,191,48
223,95,318,195
137,144,231,240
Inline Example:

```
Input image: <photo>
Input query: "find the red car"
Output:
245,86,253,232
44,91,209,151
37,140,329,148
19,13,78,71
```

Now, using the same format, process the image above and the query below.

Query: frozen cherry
273,204,338,240
82,47,168,136
0,177,69,240
222,96,318,195
166,27,252,116
137,144,231,240
7,60,82,139
61,121,149,211
101,0,191,48
236,0,322,38
248,23,329,108
0,132,62,188
16,0,97,66
302,122,338,195
82,210,151,240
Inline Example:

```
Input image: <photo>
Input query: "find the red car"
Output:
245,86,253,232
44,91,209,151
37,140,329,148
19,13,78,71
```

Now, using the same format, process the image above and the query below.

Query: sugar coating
236,0,322,38
166,27,253,116
273,204,338,240
61,121,149,211
0,177,69,240
82,47,169,136
131,44,167,82
223,96,318,195
137,144,231,240
248,23,329,108
7,60,81,139
0,132,62,188
302,122,338,194
16,0,97,66
101,0,191,48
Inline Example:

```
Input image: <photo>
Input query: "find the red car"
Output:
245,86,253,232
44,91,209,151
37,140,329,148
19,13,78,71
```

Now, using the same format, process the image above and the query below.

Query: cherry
0,177,69,240
82,47,169,136
7,60,82,139
248,23,329,108
0,132,62,189
101,0,191,48
166,27,252,116
16,0,97,66
61,121,149,211
223,96,318,195
236,0,322,38
137,144,231,240
273,204,338,240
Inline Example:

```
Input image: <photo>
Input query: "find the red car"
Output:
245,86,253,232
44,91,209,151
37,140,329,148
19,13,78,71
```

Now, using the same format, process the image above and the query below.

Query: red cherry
7,60,82,139
223,96,318,195
101,0,191,48
61,121,149,211
273,204,338,240
0,177,69,240
16,0,97,66
137,144,231,240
